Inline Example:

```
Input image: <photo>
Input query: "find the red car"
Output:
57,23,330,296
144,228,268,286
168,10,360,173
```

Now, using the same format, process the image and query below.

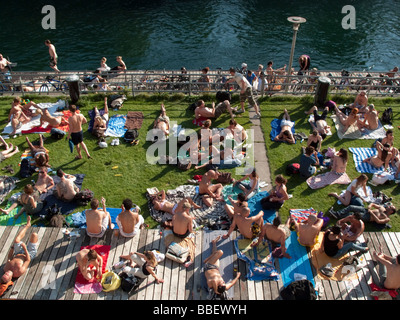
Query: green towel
0,204,27,226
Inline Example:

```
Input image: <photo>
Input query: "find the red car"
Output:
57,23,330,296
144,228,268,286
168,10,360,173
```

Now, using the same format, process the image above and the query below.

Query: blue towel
349,147,396,174
278,231,315,287
104,114,127,137
247,191,276,223
270,118,296,143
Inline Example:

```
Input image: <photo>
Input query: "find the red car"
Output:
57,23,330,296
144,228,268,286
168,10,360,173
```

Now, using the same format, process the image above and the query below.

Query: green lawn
0,93,399,232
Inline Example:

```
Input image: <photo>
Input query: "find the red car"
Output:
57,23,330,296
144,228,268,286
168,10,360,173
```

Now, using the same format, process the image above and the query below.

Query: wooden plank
121,230,141,300
152,229,164,300
130,228,148,300
0,226,19,267
191,230,203,300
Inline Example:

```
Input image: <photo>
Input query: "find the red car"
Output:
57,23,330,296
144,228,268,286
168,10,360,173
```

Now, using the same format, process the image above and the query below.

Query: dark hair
237,193,246,203
217,284,226,294
122,198,133,210
273,216,281,227
283,130,291,137
229,67,235,73
69,104,77,112
87,249,98,261
397,255,400,265
330,225,341,235
57,169,64,178
305,146,315,156
353,212,362,220
229,119,237,126
275,174,287,185
339,148,348,161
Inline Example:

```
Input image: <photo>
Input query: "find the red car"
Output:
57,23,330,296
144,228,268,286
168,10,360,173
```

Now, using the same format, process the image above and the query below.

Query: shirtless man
115,198,144,238
8,97,32,135
34,167,55,194
0,54,12,72
85,197,114,238
252,216,291,258
25,134,50,167
1,216,38,282
337,212,364,243
334,105,360,132
349,91,368,111
172,202,193,238
224,193,248,219
358,104,379,130
223,208,264,239
45,39,60,73
54,169,79,202
289,214,324,247
36,108,66,128
372,251,400,290
305,105,331,139
76,248,103,282
274,109,295,144
151,190,200,215
198,170,223,207
194,100,235,121
203,235,241,297
67,104,91,160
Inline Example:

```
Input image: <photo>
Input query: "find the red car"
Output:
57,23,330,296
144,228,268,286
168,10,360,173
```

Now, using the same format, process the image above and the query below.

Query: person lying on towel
274,109,295,144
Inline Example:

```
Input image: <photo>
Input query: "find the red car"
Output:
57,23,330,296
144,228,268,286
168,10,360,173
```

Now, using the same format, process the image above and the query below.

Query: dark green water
1,0,399,72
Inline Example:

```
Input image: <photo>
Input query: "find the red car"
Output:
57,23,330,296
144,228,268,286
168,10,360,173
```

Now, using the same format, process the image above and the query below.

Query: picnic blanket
310,232,358,281
290,208,330,229
234,235,279,281
19,147,49,168
0,203,27,226
147,185,229,228
332,114,386,140
201,230,235,298
2,100,67,135
279,231,315,287
349,147,396,176
306,171,352,189
104,114,127,137
125,111,144,130
270,118,296,143
74,244,110,294
0,176,19,205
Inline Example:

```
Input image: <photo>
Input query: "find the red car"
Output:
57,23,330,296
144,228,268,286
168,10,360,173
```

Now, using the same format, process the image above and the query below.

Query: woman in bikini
233,168,260,199
307,130,323,153
331,148,348,175
151,190,200,215
153,103,170,137
260,175,289,211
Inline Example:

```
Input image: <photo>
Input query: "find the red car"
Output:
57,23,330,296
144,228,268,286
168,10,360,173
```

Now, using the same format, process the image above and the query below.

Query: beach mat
332,114,386,140
0,176,20,205
201,230,234,299
104,114,127,137
247,191,276,223
125,111,144,130
278,231,315,288
234,235,279,281
0,204,27,226
349,147,396,175
74,244,110,294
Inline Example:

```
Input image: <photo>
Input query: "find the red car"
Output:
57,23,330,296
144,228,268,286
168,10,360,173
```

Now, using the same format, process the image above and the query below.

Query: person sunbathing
151,190,201,214
224,193,248,219
223,207,264,240
197,170,223,207
337,212,365,243
0,136,19,162
330,148,348,175
8,97,32,135
171,202,194,238
115,198,145,238
289,214,323,247
358,104,379,130
363,141,392,170
92,97,109,138
305,105,330,139
153,103,170,136
274,109,295,144
76,248,103,282
334,105,360,132
36,108,67,128
25,134,50,167
194,99,235,121
348,91,368,111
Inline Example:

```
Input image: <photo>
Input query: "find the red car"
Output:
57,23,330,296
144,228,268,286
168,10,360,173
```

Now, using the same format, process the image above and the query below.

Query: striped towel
349,147,396,174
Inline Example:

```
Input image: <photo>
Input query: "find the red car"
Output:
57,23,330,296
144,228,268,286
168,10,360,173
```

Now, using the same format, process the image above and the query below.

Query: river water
1,0,399,72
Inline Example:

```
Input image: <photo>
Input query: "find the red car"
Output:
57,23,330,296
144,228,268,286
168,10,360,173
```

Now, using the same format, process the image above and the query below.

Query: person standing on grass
45,39,60,73
67,104,92,160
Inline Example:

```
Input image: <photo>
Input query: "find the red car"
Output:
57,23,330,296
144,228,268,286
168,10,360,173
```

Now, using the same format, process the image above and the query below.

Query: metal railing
0,69,399,98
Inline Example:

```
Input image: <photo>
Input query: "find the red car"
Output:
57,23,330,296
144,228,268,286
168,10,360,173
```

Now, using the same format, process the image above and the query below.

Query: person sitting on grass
299,146,320,179
85,197,114,238
305,105,331,139
330,148,348,176
8,97,33,136
358,104,379,131
328,174,369,207
54,169,79,202
260,175,289,211
115,198,145,238
363,140,392,171
334,104,360,132
274,109,295,144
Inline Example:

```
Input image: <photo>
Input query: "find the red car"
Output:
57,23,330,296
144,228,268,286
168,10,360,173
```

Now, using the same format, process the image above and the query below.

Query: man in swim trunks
172,202,193,238
67,104,92,160
358,104,379,130
203,235,241,298
349,91,368,111
115,198,144,238
223,207,264,240
194,99,235,121
45,39,60,73
85,197,114,238
252,216,291,258
198,170,223,207
2,216,38,282
274,108,295,144
224,193,248,219
289,214,323,247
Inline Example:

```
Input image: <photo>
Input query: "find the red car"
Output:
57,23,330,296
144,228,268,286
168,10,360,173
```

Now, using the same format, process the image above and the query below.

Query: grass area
1,92,399,232
259,94,400,232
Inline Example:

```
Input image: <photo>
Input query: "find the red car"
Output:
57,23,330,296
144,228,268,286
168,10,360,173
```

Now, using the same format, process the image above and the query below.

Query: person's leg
14,216,32,243
0,202,19,215
224,204,235,219
328,190,351,206
203,236,223,267
80,142,91,159
75,144,82,159
377,260,387,288
283,108,290,121
333,241,368,259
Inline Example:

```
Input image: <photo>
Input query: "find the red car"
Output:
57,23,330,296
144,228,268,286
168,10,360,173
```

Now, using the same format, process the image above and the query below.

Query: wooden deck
0,225,399,301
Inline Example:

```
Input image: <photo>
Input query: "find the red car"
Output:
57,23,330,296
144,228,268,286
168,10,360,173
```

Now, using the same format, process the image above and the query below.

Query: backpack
187,102,197,112
119,272,141,294
50,128,66,140
381,107,393,125
20,158,34,178
216,91,231,103
74,189,94,206
286,163,300,175
280,280,317,300
124,129,139,142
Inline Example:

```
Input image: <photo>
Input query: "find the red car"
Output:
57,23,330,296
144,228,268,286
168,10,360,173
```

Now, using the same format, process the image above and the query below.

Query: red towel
193,117,208,127
74,244,110,294
369,283,398,300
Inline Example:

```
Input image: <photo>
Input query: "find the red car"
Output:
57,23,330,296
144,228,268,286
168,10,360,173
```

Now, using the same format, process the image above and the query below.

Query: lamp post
285,16,306,93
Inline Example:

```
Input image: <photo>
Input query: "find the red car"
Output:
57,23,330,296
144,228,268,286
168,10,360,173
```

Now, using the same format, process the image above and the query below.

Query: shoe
235,109,245,114
253,113,261,119
110,139,115,146
114,139,120,146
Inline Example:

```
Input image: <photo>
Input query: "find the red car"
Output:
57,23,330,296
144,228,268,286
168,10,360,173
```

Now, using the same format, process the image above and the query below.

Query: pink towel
307,171,351,189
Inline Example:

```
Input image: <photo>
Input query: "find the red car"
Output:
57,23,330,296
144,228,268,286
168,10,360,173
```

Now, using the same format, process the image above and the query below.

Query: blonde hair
144,251,157,266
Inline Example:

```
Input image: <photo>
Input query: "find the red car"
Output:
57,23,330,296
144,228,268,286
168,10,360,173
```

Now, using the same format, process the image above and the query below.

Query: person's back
85,198,107,235
299,152,317,178
68,105,86,133
117,208,139,235
298,215,323,246
172,204,192,237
